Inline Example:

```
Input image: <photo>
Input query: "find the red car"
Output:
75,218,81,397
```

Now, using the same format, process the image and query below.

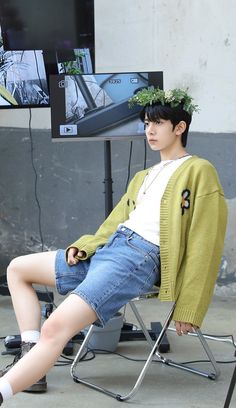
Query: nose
146,122,156,135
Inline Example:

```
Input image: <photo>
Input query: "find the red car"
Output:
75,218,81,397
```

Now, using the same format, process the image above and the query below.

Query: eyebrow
144,118,161,123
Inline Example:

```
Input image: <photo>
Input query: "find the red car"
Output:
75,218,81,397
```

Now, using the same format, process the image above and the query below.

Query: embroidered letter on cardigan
127,198,136,210
181,189,190,215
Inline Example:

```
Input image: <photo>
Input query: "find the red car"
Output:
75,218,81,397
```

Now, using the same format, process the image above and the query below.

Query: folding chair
70,291,220,402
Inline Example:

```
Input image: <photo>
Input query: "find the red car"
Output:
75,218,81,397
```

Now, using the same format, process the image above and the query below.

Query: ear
175,121,187,136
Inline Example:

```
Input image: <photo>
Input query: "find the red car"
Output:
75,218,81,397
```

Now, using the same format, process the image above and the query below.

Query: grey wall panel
0,128,235,289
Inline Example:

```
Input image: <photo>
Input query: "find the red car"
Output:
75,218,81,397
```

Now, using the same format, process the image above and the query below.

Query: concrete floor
0,292,236,408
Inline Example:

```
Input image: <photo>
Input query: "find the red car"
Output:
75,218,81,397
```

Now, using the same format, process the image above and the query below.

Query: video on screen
50,72,163,141
57,48,93,75
0,27,49,107
0,27,94,108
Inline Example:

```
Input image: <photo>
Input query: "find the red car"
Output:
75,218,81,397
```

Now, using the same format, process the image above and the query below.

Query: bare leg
7,251,57,332
3,293,97,394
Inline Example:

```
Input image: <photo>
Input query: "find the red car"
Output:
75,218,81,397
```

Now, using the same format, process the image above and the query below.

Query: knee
7,255,28,284
40,317,67,345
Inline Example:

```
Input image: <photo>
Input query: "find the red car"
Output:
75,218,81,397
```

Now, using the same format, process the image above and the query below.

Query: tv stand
103,140,113,217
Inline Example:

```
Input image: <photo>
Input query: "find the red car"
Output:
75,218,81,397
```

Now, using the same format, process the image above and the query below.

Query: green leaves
128,87,199,115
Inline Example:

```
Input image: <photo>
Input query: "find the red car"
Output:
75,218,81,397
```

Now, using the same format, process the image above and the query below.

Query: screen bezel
50,71,164,142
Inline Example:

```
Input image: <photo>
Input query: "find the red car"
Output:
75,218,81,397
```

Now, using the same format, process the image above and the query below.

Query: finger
181,324,189,335
183,323,197,334
178,322,191,335
70,251,84,264
175,321,182,336
68,257,78,266
68,247,78,257
67,248,79,265
186,324,194,333
175,322,191,335
67,253,79,265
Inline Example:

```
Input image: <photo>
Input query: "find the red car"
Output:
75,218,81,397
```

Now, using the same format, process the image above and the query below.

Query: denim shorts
55,226,160,326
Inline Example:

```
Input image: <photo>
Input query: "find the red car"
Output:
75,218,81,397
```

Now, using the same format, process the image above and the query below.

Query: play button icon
60,125,77,136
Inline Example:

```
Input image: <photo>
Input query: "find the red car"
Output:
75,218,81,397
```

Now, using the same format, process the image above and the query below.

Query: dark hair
139,103,192,147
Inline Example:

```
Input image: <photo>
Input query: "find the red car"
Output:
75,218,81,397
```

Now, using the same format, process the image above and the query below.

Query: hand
174,321,198,336
67,247,84,266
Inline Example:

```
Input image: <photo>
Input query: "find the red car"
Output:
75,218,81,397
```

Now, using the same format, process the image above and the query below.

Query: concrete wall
0,0,235,133
0,1,235,293
0,127,235,295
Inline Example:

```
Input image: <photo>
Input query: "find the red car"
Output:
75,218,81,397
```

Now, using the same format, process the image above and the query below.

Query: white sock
21,330,40,343
0,378,13,400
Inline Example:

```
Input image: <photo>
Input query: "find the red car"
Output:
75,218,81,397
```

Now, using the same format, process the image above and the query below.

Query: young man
0,87,227,405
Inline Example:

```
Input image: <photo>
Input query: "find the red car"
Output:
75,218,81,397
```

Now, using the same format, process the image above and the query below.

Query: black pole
224,363,236,408
103,140,113,218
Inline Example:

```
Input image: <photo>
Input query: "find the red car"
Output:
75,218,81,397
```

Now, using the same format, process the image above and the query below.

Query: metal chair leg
159,327,220,380
70,303,174,401
163,325,220,380
70,301,220,402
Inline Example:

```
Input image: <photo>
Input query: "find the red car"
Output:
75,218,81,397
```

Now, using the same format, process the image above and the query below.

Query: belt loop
128,230,134,239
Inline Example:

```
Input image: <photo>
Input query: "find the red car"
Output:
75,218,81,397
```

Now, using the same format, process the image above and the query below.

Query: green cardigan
68,156,228,327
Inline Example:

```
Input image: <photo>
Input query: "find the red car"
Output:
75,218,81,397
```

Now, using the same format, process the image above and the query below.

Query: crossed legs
2,251,97,395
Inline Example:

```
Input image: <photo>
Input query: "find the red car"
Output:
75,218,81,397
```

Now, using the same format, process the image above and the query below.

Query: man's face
144,117,178,151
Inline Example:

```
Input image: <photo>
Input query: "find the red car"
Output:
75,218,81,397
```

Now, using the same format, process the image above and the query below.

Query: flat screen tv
50,71,163,141
0,30,94,108
0,0,94,52
44,47,94,78
0,49,49,107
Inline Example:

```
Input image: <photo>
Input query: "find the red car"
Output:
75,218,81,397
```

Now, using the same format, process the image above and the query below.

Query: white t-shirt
122,155,192,246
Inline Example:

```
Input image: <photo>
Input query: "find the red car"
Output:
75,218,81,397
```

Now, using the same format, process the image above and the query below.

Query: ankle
21,330,40,343
0,379,13,402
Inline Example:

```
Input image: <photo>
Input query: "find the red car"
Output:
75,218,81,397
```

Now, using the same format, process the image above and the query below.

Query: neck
160,147,188,161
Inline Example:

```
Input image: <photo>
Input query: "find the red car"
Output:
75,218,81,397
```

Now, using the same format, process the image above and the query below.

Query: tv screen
0,29,94,108
0,49,49,107
0,0,94,52
50,72,163,141
42,47,95,83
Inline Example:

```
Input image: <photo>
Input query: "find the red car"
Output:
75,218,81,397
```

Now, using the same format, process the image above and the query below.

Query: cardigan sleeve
173,190,228,327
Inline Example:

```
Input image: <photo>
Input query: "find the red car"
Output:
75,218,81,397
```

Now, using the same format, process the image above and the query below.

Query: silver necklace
142,153,190,195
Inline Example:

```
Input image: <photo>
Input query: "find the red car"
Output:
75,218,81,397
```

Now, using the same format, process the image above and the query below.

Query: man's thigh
8,251,58,287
